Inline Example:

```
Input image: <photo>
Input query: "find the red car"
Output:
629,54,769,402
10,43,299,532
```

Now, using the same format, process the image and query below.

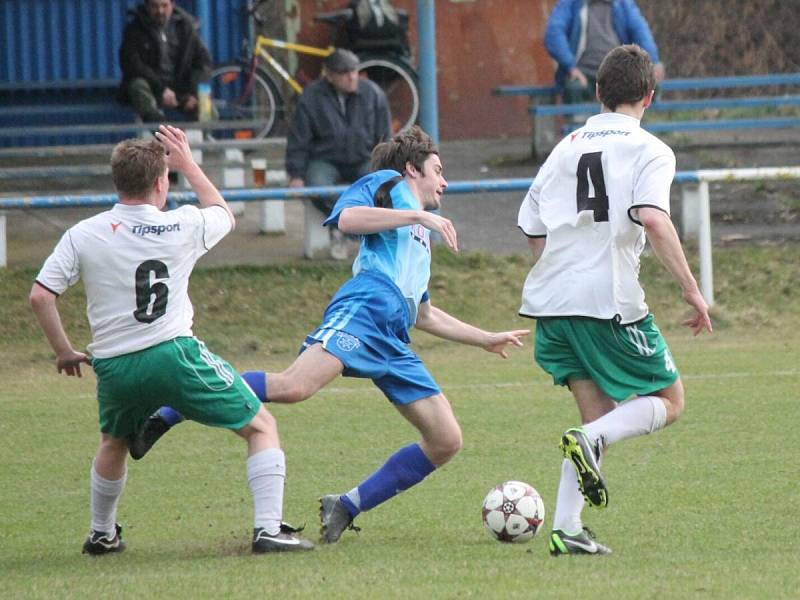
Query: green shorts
534,315,679,402
92,337,260,439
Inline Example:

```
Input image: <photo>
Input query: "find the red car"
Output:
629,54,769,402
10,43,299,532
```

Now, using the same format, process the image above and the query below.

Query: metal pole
681,183,700,239
196,0,212,50
416,0,439,143
0,212,6,268
697,181,714,307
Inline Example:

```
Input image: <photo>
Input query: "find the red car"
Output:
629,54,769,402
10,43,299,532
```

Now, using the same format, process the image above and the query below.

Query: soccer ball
482,481,545,543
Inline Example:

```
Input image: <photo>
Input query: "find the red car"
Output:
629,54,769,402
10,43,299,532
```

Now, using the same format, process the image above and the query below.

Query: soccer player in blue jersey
134,126,530,543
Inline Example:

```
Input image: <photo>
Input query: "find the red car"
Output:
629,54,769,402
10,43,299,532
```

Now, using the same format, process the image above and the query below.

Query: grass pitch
1,246,798,599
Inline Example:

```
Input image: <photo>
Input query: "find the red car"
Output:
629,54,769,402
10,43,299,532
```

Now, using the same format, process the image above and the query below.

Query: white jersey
518,112,675,324
36,203,232,358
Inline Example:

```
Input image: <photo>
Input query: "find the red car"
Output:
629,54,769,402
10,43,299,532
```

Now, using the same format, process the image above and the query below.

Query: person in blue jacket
545,0,665,104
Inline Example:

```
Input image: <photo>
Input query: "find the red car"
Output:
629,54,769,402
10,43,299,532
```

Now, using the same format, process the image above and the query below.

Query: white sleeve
35,229,80,295
199,205,234,251
631,151,675,216
517,179,546,237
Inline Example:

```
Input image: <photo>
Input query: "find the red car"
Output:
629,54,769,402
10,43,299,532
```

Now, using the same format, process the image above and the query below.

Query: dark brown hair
110,139,167,198
597,44,655,111
371,125,438,174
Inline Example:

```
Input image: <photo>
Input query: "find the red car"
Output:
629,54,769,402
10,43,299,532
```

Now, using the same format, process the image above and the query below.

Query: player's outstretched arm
154,125,235,228
29,283,91,377
638,207,712,336
415,302,529,358
338,207,458,251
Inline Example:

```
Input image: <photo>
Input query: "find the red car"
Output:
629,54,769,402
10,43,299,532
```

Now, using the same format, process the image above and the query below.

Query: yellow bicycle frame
253,36,335,95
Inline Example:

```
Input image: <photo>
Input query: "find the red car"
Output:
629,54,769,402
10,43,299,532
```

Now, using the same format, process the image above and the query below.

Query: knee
242,407,279,443
254,408,278,432
281,380,314,404
260,372,313,404
661,383,686,425
127,77,154,95
428,426,463,466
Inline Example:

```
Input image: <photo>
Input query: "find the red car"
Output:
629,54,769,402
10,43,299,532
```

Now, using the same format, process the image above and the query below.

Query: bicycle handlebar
247,2,355,28
313,9,354,26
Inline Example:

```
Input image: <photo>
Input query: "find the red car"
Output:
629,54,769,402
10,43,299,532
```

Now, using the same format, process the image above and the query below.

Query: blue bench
0,78,139,147
493,73,800,158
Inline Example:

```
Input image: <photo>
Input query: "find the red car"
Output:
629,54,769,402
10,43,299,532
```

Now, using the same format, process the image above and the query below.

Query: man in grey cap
286,48,392,259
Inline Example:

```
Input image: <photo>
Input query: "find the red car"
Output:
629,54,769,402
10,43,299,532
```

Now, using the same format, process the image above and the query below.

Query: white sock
247,448,285,535
90,463,126,535
583,395,668,447
552,459,585,534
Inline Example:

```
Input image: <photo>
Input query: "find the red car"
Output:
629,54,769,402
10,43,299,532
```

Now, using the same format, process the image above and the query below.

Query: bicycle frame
253,36,335,94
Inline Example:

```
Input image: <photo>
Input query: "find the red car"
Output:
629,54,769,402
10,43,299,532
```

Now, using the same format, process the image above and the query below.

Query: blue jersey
324,170,432,325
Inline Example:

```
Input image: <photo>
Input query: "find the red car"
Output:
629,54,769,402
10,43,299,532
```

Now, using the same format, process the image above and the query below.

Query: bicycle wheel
357,55,419,134
207,62,283,139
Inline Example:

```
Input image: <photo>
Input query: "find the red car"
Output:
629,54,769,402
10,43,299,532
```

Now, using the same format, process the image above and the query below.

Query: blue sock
241,371,268,402
340,443,436,517
157,406,184,427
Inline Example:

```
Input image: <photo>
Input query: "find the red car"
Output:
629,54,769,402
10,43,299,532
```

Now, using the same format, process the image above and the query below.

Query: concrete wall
292,0,556,140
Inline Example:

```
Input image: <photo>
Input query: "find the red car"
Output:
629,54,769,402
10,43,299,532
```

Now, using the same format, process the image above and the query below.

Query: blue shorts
303,271,440,405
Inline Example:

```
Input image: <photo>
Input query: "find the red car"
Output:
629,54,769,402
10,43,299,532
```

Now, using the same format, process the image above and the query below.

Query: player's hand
419,211,458,252
288,177,305,188
155,125,194,174
483,329,530,359
569,67,588,87
681,289,712,336
56,350,91,377
162,87,178,108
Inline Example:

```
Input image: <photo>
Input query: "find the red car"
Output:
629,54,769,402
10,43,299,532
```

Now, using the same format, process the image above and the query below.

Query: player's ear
643,89,654,109
404,161,419,178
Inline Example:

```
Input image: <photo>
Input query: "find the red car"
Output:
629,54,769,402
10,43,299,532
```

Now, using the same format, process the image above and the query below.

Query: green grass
1,245,799,599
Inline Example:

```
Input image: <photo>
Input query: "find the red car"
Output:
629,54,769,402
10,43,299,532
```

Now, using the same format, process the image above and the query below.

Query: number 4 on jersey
576,152,609,222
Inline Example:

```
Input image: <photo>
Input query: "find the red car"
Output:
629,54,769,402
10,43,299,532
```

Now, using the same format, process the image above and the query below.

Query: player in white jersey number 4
517,45,712,556
30,125,313,555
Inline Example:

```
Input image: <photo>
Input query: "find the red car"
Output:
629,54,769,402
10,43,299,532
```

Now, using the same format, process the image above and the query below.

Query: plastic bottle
198,82,212,122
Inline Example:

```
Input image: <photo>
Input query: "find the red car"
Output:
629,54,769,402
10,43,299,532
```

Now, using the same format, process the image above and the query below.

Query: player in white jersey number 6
29,125,313,555
133,126,530,544
517,45,712,556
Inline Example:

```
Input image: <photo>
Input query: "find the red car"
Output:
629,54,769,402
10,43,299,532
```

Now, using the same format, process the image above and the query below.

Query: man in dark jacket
119,0,213,122
286,49,391,259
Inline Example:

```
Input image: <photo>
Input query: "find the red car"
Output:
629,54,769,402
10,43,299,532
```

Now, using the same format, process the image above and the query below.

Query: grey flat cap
324,49,360,73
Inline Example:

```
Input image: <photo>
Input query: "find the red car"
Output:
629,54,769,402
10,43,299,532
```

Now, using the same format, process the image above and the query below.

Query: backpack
346,0,409,54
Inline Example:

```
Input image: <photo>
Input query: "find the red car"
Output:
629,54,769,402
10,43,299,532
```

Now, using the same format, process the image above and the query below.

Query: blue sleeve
323,171,405,227
544,0,577,70
323,183,374,227
621,0,659,63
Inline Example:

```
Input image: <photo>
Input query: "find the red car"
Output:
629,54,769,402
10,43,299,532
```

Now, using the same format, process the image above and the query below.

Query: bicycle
208,0,419,140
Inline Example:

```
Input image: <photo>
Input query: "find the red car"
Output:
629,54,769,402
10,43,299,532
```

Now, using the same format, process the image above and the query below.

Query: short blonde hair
110,139,166,198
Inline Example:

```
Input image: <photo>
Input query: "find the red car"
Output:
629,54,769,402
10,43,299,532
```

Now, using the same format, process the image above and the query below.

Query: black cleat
129,414,171,460
252,524,314,553
560,427,608,508
82,523,126,556
319,495,360,544
549,527,612,556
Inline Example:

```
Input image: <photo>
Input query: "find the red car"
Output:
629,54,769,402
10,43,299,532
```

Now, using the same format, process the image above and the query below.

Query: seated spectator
286,49,392,260
119,0,212,122
544,0,665,105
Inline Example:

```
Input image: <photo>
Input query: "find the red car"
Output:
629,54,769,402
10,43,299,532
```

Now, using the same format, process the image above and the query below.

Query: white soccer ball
482,480,545,543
